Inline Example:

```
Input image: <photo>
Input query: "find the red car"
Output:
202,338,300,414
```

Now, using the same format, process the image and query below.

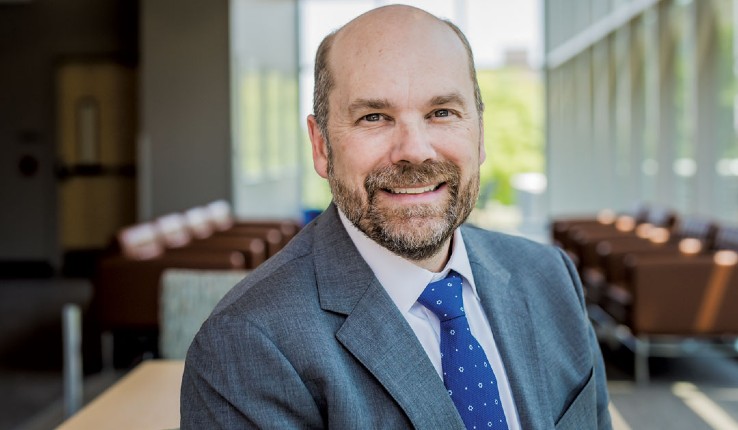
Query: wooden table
57,360,184,430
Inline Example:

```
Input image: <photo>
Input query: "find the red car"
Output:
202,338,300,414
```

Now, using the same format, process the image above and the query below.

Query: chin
375,217,453,258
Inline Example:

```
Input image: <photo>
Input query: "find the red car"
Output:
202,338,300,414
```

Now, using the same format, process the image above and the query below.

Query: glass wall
545,0,738,224
230,0,302,218
710,0,737,220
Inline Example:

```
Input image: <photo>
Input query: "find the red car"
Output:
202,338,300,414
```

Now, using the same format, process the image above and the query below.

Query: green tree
478,67,544,205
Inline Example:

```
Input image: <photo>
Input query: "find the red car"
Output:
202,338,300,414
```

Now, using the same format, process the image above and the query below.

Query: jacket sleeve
180,316,324,429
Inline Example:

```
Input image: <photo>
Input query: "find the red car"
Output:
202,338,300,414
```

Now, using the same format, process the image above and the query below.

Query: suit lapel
335,280,465,429
464,229,551,430
312,205,464,429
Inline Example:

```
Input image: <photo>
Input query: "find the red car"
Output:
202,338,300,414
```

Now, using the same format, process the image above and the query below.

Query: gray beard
328,160,479,261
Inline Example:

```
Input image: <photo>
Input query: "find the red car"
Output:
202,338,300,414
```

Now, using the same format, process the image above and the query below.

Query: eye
433,109,451,118
363,113,382,122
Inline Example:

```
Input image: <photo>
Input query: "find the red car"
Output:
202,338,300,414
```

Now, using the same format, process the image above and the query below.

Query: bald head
312,5,483,141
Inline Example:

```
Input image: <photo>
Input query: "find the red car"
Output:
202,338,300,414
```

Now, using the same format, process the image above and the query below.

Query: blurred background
2,0,738,429
1,0,547,280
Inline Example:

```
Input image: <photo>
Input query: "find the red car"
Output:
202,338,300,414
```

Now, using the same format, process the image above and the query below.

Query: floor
604,345,738,429
2,275,738,430
0,277,127,430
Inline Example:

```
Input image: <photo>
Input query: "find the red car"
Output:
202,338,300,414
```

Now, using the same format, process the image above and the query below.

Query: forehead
328,11,474,107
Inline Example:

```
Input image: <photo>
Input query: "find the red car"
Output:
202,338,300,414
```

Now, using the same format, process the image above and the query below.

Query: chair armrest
623,254,738,335
94,251,247,330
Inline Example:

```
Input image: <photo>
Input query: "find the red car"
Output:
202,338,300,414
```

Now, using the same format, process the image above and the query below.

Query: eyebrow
346,92,468,116
429,92,467,108
348,98,391,117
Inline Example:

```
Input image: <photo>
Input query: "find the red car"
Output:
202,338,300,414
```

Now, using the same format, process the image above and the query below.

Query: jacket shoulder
210,219,319,318
461,223,563,263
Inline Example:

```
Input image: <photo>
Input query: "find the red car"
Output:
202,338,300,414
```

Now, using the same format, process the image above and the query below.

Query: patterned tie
418,271,509,430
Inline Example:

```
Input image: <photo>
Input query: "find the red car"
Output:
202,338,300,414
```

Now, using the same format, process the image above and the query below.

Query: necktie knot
418,271,465,322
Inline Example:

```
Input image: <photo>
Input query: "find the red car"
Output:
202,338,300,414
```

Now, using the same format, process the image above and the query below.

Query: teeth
389,185,437,195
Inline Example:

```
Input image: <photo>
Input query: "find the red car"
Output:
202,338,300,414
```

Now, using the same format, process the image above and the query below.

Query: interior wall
0,0,137,269
139,0,232,220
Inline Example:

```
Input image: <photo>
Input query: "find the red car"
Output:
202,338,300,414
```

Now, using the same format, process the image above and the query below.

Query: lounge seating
550,203,649,250
605,225,738,330
159,268,250,359
583,217,716,303
91,201,301,367
550,208,738,384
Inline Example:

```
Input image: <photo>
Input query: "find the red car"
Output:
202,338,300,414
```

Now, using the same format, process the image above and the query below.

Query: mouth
384,183,444,195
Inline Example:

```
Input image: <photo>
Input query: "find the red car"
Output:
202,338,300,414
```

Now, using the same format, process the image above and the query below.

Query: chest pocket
554,368,597,430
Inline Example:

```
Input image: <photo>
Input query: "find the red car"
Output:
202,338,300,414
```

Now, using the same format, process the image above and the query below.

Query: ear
307,114,329,179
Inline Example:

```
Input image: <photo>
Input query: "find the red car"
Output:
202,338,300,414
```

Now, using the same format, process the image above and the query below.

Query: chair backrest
671,217,717,247
184,206,215,239
117,223,164,260
629,201,651,224
714,226,738,252
159,268,249,359
645,207,677,229
155,213,192,248
206,199,234,231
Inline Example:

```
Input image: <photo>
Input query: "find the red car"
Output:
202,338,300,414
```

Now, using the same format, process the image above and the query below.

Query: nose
389,120,437,165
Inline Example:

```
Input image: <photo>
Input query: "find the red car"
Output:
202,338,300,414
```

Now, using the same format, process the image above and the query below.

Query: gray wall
1,0,295,270
139,0,232,220
0,0,137,266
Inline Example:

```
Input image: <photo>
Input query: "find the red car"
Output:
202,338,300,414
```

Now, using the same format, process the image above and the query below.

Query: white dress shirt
338,210,521,429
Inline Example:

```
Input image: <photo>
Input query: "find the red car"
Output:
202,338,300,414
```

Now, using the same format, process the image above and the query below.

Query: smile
386,184,442,195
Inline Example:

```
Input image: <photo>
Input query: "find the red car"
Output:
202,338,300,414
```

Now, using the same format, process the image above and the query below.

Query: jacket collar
312,204,465,429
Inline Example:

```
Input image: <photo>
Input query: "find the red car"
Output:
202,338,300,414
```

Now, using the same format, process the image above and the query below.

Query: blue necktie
418,271,509,430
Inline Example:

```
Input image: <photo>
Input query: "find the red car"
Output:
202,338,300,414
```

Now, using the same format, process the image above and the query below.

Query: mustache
364,161,461,195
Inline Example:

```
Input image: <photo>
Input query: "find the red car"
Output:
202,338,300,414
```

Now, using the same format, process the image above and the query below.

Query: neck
411,238,453,272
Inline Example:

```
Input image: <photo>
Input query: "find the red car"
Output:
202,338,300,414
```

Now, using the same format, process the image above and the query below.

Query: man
181,5,612,429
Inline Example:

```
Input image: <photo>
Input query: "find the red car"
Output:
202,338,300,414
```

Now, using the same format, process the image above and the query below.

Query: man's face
308,10,485,262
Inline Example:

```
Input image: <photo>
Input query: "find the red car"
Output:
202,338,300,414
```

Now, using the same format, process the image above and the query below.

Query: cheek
433,125,481,158
329,152,372,189
330,140,387,182
436,141,480,170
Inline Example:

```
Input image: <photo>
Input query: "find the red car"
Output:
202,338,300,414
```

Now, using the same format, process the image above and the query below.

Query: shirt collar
337,208,478,314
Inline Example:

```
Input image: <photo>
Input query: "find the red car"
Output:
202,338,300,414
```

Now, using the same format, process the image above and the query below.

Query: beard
328,159,479,261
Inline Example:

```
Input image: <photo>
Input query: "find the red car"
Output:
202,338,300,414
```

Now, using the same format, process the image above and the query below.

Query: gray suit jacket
181,204,612,429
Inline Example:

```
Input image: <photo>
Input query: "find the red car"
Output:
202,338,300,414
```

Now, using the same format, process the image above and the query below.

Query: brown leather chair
550,202,649,249
615,252,738,335
603,224,738,328
567,207,676,273
212,226,285,258
204,200,302,247
92,221,261,367
185,203,301,256
595,226,738,384
156,211,278,260
94,251,247,331
583,217,716,303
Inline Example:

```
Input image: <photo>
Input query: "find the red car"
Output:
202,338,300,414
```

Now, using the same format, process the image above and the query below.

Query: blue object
302,208,323,226
418,271,509,430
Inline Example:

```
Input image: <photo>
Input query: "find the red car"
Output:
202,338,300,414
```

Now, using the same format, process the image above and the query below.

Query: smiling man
181,5,612,429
